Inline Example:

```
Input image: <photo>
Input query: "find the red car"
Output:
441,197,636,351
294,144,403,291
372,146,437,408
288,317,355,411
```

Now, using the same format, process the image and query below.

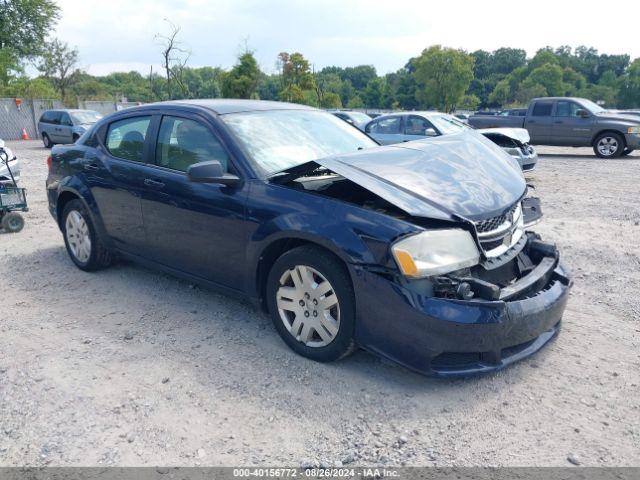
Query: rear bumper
350,240,572,377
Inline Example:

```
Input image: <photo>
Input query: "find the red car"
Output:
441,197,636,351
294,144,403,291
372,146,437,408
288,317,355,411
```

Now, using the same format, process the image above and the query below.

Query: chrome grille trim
475,203,524,258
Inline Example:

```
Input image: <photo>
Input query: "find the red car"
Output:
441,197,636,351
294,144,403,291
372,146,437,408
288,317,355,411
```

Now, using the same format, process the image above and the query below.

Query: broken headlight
391,229,480,279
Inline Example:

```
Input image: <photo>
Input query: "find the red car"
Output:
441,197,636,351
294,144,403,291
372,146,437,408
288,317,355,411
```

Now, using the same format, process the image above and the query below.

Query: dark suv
46,100,572,376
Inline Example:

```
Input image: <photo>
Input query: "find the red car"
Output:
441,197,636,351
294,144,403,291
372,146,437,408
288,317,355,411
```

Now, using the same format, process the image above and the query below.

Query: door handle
554,120,563,124
528,120,536,124
84,163,99,171
144,178,165,188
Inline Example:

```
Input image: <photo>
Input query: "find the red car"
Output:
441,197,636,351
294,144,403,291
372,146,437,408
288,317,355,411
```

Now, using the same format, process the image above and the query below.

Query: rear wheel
61,199,112,271
593,132,625,158
266,245,356,362
42,133,53,149
1,212,25,233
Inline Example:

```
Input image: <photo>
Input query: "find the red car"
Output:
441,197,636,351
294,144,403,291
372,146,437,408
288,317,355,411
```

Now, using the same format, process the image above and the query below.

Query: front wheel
61,199,112,271
266,245,356,363
593,133,625,158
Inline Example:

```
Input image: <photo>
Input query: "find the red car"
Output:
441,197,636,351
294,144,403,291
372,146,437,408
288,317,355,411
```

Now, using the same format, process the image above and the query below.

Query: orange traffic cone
21,128,29,140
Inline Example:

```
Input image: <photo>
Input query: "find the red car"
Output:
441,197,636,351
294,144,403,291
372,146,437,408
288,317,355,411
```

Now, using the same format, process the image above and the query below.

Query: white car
0,139,20,184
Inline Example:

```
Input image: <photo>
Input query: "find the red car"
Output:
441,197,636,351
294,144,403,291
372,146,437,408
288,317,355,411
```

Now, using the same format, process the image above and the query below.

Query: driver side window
405,116,435,136
156,116,230,173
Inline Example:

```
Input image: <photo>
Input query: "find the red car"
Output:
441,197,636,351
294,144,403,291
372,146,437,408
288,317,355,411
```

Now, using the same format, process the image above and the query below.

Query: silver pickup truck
469,97,640,158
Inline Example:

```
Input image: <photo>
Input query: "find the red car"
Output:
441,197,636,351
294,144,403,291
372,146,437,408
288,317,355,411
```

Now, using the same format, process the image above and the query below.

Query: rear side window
40,111,60,124
531,102,553,116
366,116,401,134
106,116,151,162
156,116,229,173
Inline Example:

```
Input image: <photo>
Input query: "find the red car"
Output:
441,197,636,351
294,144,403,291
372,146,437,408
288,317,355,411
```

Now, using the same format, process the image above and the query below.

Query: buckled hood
316,130,526,222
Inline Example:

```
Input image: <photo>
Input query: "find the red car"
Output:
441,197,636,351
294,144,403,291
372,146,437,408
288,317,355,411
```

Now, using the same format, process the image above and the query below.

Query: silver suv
38,109,103,148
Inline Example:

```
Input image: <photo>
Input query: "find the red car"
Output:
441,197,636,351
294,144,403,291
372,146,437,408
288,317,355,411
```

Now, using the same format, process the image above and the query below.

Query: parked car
0,139,20,184
468,97,640,158
365,112,538,172
329,110,372,130
46,99,571,377
38,109,103,148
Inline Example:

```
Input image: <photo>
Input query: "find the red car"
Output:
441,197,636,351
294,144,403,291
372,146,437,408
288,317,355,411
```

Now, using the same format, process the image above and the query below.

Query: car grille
474,204,519,234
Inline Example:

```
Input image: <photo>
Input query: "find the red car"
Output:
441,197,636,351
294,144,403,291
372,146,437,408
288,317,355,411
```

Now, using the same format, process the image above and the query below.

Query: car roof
135,99,316,115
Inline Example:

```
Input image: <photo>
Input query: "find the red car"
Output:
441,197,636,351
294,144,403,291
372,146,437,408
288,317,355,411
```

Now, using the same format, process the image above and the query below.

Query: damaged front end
269,136,571,376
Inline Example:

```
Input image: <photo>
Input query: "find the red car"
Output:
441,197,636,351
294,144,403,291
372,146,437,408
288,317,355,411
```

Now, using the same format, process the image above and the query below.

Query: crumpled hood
477,127,530,144
317,130,526,222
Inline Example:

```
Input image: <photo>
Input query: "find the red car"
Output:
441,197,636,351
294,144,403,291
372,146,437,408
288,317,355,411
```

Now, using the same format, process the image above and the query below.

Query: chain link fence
0,98,64,140
1,98,142,140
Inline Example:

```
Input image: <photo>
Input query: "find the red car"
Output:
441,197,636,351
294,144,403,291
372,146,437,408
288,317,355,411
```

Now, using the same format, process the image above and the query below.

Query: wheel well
592,130,626,147
255,238,346,312
56,191,80,228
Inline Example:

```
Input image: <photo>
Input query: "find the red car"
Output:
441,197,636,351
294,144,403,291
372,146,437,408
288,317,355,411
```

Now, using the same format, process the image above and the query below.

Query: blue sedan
46,100,571,376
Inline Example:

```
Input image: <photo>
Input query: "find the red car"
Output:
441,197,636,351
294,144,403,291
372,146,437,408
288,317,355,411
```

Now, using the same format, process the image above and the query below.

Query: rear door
47,112,64,143
365,115,404,144
87,114,153,254
139,112,248,290
59,112,75,144
525,100,555,144
551,100,594,145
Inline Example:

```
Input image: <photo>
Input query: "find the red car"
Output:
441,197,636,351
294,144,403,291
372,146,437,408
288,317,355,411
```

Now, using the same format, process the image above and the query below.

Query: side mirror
425,128,438,136
187,160,241,186
576,109,590,118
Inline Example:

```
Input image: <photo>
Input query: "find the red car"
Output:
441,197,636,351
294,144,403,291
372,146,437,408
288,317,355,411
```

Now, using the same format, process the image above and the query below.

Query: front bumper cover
350,238,572,377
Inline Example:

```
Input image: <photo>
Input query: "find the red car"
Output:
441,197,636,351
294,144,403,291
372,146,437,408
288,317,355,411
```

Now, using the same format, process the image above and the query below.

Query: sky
53,0,640,76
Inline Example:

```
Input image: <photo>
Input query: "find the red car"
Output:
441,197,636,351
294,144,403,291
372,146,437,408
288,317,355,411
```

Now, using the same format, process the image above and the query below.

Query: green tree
37,38,79,102
222,51,261,99
618,58,640,108
346,95,364,108
523,63,565,96
458,94,480,111
413,45,474,111
319,91,342,108
0,0,59,82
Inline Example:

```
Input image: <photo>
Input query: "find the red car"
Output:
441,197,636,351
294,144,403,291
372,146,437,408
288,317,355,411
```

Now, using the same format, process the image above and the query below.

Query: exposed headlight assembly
628,126,640,134
391,229,480,278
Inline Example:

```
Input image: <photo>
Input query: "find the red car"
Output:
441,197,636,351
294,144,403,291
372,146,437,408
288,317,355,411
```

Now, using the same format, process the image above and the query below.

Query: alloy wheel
597,136,618,157
65,210,92,263
276,265,340,348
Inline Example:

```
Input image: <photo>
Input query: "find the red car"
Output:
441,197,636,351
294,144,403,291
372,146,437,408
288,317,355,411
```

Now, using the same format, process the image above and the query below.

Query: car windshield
222,110,378,176
70,111,103,125
429,114,468,134
347,111,371,123
579,99,605,114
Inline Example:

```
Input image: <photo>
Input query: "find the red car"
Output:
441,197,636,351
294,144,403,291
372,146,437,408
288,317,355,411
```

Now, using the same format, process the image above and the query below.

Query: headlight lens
391,229,480,278
628,126,640,134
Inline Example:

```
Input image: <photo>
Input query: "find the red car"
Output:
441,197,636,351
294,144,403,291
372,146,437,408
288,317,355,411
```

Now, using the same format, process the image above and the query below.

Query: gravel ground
0,140,638,467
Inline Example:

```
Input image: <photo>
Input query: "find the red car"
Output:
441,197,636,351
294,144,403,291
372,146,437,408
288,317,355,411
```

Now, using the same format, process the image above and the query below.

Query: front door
140,114,248,291
550,100,594,145
59,112,75,144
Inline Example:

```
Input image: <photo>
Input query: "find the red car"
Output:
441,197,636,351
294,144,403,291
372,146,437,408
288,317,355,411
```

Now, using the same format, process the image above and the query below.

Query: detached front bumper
350,237,572,377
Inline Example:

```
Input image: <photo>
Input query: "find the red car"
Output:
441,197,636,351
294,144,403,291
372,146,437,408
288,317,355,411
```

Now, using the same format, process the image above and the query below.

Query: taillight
46,155,52,172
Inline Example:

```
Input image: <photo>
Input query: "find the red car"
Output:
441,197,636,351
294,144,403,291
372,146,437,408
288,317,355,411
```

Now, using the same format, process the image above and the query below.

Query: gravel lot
0,140,638,467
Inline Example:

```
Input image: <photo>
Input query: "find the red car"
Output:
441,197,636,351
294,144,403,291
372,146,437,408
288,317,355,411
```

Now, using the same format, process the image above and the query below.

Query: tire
61,199,112,271
1,212,25,233
621,148,634,157
42,133,53,149
266,245,357,363
593,132,625,158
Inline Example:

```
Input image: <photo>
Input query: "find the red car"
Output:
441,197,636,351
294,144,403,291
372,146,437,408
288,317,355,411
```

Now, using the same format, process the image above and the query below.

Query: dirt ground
0,140,638,467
